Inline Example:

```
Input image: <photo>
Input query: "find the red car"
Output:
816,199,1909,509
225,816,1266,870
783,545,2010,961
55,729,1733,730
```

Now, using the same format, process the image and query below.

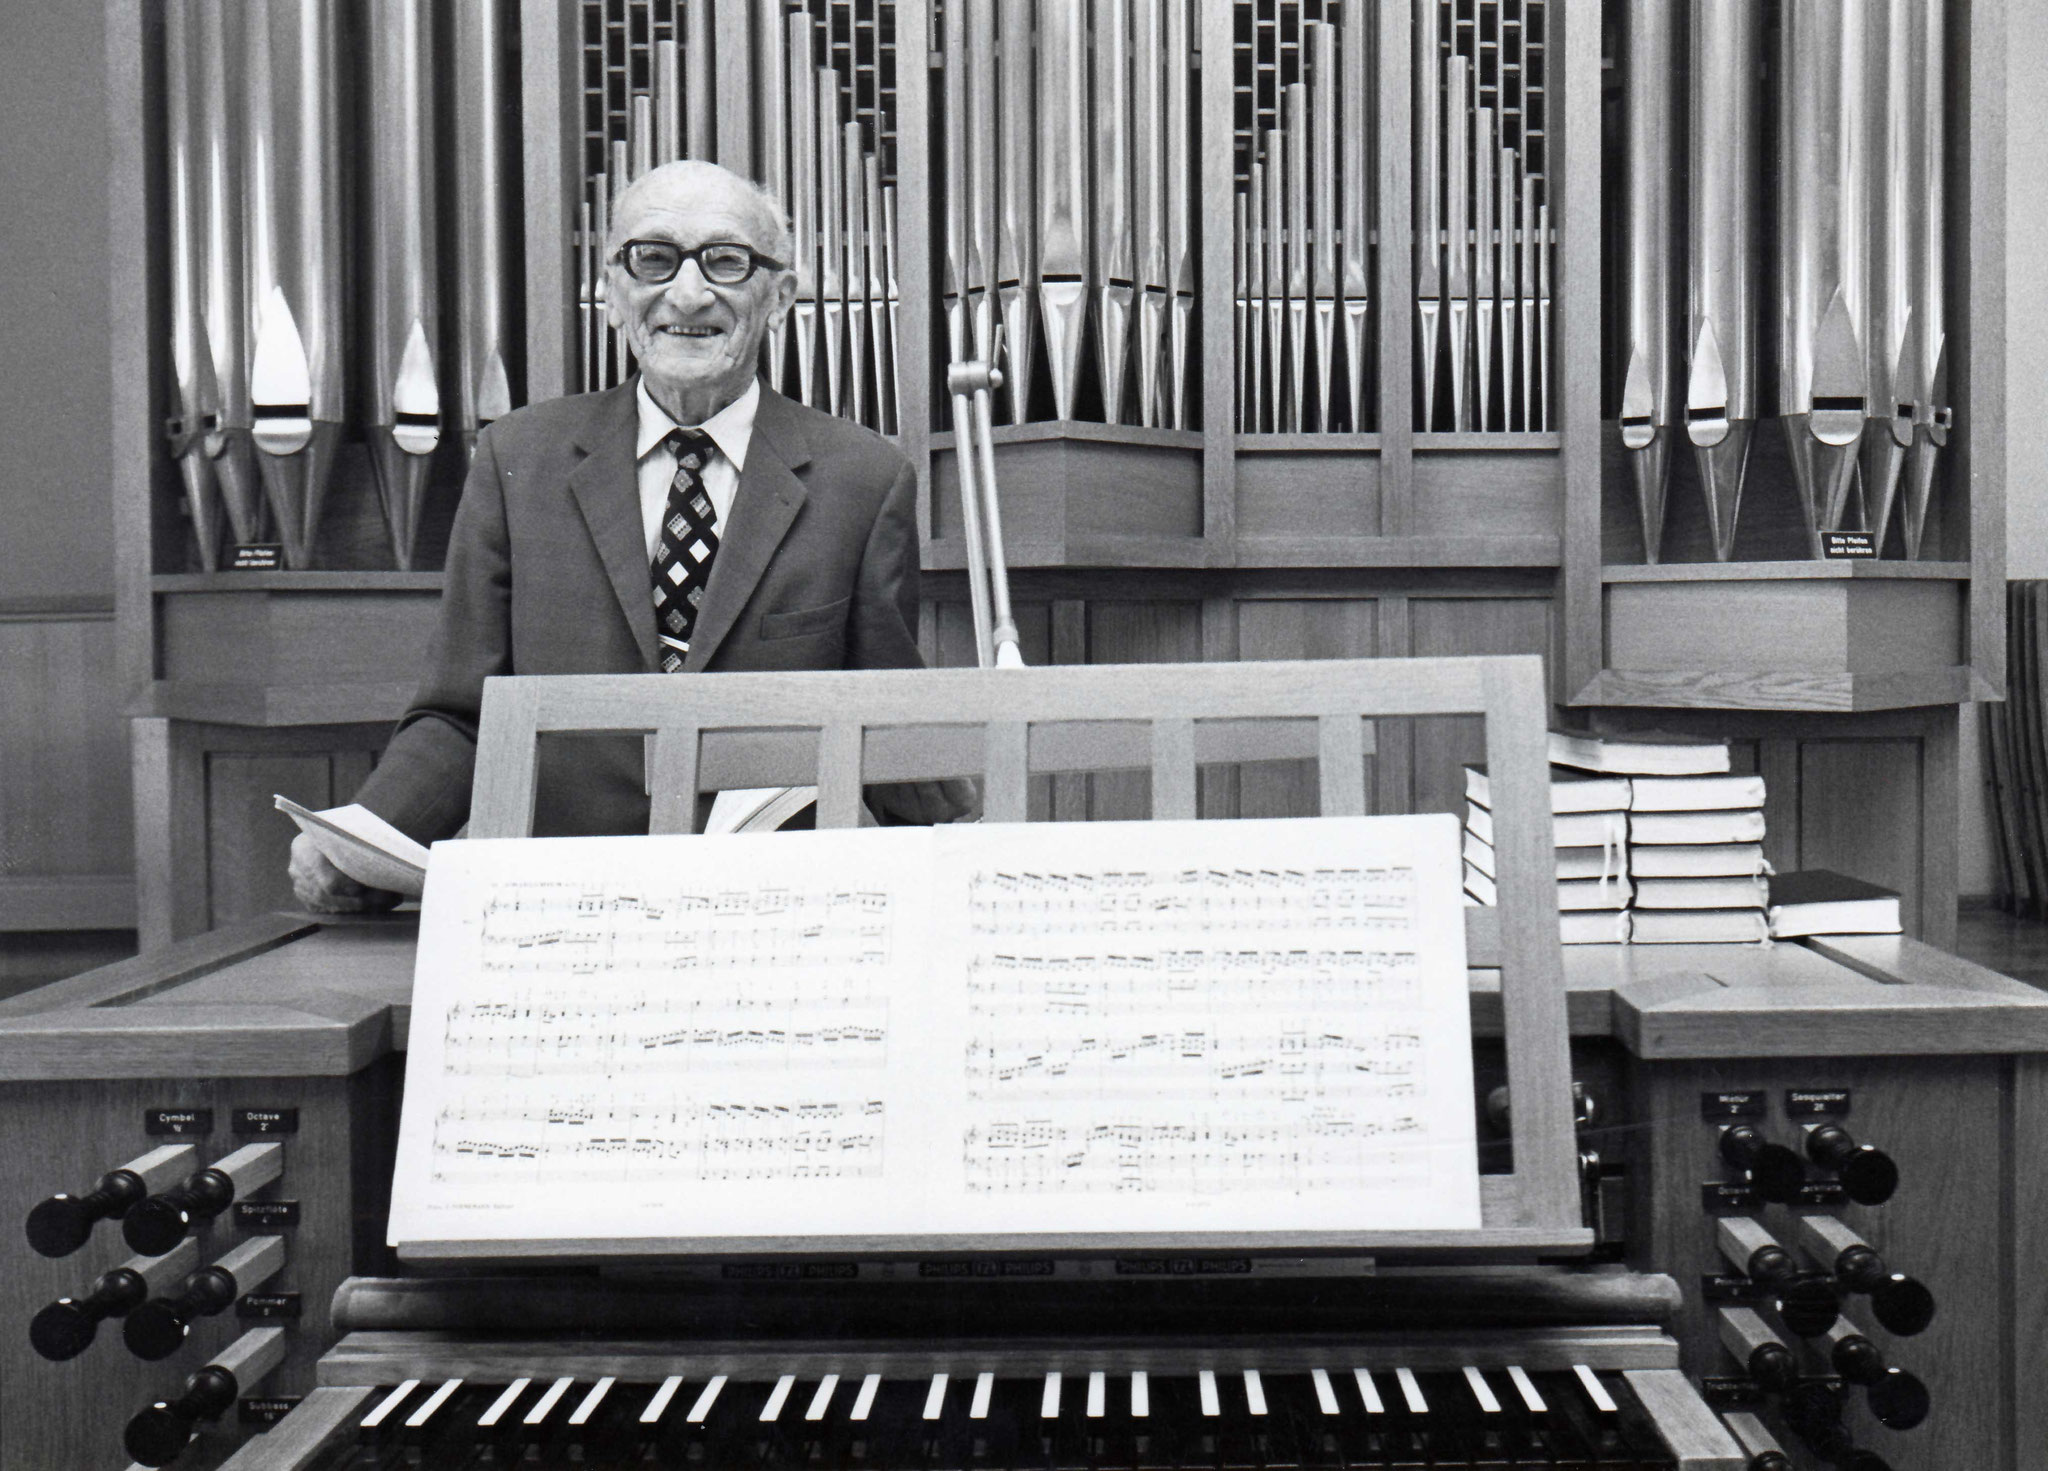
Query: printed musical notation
966,947,1420,1015
478,880,894,975
964,1026,1422,1103
432,1094,885,1185
440,992,891,1079
961,1108,1429,1196
967,865,1417,938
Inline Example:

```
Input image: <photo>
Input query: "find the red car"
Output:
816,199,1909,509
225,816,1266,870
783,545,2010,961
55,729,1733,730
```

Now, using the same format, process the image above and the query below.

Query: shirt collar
635,376,759,471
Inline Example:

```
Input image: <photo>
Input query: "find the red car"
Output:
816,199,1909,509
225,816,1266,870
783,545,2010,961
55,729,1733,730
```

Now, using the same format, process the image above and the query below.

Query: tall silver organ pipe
1309,23,1337,436
1134,0,1169,429
1284,82,1309,433
1038,1,1090,422
1414,0,1444,431
685,0,714,161
1902,0,1948,558
1778,0,1870,556
754,1,789,393
817,63,846,417
997,0,1037,424
1443,53,1470,432
1620,0,1674,562
194,0,264,550
452,0,518,462
1093,0,1134,426
1861,0,1915,549
365,0,440,572
844,120,870,428
966,0,1000,365
941,0,970,361
1686,0,1758,561
788,15,820,409
165,0,227,571
245,0,345,570
1338,1,1368,432
1163,0,1193,429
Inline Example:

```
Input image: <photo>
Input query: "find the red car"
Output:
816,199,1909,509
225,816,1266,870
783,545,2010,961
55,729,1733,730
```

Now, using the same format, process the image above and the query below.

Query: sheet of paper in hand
386,813,1478,1252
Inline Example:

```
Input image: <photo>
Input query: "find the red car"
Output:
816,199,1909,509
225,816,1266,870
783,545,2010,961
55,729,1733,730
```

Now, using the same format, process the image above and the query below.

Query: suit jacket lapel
565,381,658,670
683,387,813,671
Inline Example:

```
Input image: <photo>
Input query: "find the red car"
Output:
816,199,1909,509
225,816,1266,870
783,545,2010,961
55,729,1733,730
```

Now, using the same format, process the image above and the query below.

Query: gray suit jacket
355,379,926,841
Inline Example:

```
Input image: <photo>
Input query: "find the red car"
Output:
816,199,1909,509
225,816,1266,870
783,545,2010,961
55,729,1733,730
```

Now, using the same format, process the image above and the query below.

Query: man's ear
769,268,798,329
602,267,623,330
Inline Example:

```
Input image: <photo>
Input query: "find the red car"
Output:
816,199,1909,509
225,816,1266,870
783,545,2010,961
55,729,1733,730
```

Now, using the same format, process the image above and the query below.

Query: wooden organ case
3,655,2046,1471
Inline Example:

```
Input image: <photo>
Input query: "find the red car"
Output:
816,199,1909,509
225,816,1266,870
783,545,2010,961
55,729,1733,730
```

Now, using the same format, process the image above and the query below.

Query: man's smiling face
604,162,796,424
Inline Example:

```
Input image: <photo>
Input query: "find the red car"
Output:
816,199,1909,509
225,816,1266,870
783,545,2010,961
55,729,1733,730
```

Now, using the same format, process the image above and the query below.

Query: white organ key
1462,1367,1501,1414
1198,1370,1220,1417
570,1378,615,1426
406,1379,463,1429
1506,1367,1547,1415
851,1374,882,1421
1244,1370,1268,1417
1087,1372,1106,1418
1310,1369,1340,1415
641,1377,684,1426
1574,1365,1619,1414
807,1376,840,1422
970,1373,995,1420
687,1376,728,1424
480,1379,531,1429
1396,1369,1428,1415
1041,1372,1061,1419
361,1380,420,1429
1351,1369,1385,1414
925,1374,950,1421
762,1376,797,1422
1130,1372,1150,1418
526,1377,576,1426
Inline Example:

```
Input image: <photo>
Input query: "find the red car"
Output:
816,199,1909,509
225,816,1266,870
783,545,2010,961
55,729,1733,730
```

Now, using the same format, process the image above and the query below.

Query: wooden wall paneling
1050,601,1089,822
1408,595,1553,818
0,614,133,884
1199,596,1240,819
1198,0,1234,549
2014,1055,2048,1471
1233,598,1379,820
1375,0,1414,530
1921,707,1961,948
1409,449,1564,539
1960,0,2006,696
131,717,206,951
1796,741,1926,940
1556,0,1601,705
1234,451,1381,539
206,755,340,928
1374,593,1414,815
895,0,933,534
519,0,580,403
106,0,158,703
1082,601,1203,820
1757,738,1801,878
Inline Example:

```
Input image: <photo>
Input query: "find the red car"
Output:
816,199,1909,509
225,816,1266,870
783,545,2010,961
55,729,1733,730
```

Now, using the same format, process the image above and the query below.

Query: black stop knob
124,1267,237,1361
1747,1243,1798,1286
121,1169,233,1256
1834,1243,1889,1293
28,1268,147,1362
1775,1272,1842,1337
1870,1274,1936,1337
25,1170,145,1258
124,1365,237,1467
1806,1125,1899,1205
1830,1331,1886,1385
1747,1341,1799,1392
1721,1125,1806,1203
1865,1367,1929,1431
1749,1455,1794,1471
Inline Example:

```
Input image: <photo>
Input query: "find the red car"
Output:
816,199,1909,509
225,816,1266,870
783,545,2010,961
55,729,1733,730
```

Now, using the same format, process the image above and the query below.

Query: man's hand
867,777,982,826
289,832,402,914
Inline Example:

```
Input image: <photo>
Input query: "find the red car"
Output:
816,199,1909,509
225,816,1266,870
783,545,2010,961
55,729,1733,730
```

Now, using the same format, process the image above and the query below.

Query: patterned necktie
650,427,719,673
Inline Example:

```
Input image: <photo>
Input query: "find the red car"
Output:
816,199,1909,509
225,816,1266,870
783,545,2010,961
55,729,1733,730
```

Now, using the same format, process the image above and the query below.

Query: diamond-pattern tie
650,428,719,673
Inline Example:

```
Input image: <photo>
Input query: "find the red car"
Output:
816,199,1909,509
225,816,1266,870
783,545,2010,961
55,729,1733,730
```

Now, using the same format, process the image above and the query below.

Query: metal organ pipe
1621,0,1674,562
165,0,227,571
452,0,518,462
1902,0,1948,558
194,0,264,550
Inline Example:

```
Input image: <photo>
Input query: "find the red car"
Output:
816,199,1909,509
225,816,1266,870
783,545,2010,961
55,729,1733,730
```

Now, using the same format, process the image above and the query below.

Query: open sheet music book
387,814,1481,1251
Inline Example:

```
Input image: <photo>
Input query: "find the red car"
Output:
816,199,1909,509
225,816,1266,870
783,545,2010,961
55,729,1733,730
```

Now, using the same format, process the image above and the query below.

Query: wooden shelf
1601,560,1972,584
928,420,1204,453
152,571,447,594
144,680,419,727
1416,432,1563,452
1236,433,1384,453
1233,535,1562,569
1574,667,1977,714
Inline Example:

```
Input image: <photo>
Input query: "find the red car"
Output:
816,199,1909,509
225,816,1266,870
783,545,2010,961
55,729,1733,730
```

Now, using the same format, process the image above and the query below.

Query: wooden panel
1407,598,1554,819
1235,599,1379,819
0,616,133,885
1797,741,1926,940
1234,453,1380,539
1084,602,1203,820
1411,452,1563,538
1603,581,1962,676
206,754,341,929
158,589,443,688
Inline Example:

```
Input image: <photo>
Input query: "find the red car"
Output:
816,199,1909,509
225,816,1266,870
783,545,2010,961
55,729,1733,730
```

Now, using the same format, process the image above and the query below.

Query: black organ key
750,1374,805,1471
1496,1367,1564,1471
1083,1369,1138,1471
1131,1372,1177,1471
796,1373,848,1471
470,1376,538,1457
355,1379,426,1457
396,1377,466,1460
657,1373,729,1467
1149,1374,1212,1470
697,1380,780,1471
849,1374,929,1471
1043,1370,1092,1471
1382,1369,1432,1471
1549,1368,1632,1471
1457,1367,1517,1470
1268,1371,1344,1471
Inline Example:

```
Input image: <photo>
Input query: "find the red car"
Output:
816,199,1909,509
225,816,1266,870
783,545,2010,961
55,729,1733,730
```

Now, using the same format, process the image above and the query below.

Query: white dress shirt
635,376,760,560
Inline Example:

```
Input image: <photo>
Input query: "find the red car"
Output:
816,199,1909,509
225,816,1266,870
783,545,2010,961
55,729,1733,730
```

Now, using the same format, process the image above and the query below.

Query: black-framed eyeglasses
613,239,787,286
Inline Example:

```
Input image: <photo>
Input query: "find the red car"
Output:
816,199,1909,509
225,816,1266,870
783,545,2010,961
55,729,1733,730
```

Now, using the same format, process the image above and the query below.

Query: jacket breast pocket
758,594,852,642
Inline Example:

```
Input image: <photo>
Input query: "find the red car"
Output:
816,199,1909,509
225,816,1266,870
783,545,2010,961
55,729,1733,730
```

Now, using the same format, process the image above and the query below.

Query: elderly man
293,159,958,910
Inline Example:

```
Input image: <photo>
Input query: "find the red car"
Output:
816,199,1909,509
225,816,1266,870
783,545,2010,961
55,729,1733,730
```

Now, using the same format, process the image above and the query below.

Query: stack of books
1624,768,1770,944
1766,871,1903,937
1462,763,1632,944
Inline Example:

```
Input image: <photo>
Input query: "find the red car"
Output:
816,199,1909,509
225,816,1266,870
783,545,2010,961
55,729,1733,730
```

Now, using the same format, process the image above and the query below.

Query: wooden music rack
447,653,1586,1260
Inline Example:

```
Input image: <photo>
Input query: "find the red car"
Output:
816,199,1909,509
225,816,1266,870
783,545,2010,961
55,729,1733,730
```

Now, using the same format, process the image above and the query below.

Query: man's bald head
605,159,793,264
